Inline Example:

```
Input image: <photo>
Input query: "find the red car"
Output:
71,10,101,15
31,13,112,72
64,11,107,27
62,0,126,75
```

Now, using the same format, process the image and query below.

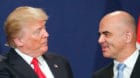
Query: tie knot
31,58,38,65
117,63,126,71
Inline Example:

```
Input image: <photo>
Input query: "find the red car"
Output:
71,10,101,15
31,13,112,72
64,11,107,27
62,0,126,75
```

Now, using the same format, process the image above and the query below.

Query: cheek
31,37,42,45
24,35,41,46
108,35,123,45
106,38,118,51
109,40,124,55
23,32,43,46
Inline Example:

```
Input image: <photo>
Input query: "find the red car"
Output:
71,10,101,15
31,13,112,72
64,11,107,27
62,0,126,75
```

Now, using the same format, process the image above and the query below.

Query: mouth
42,40,48,46
101,45,109,52
44,41,48,46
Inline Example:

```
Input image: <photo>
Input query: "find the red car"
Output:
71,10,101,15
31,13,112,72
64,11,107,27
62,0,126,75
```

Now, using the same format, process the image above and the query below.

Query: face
98,18,126,59
19,20,49,57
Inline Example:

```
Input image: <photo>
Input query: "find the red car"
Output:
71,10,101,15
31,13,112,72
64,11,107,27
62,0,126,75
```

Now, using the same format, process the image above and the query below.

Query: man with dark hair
93,11,140,78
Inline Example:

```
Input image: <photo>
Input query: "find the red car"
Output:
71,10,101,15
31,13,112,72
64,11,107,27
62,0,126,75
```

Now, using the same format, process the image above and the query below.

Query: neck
115,46,137,62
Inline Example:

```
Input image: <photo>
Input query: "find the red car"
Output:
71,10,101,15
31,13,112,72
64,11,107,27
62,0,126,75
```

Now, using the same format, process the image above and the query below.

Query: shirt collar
14,48,43,65
114,49,139,69
15,48,33,65
124,49,139,69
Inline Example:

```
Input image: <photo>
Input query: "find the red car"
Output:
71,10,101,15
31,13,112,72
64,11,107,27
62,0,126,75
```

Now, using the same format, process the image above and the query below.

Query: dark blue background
0,0,140,78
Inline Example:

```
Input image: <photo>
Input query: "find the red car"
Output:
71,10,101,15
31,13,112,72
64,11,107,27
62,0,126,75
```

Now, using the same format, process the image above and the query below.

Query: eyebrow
99,31,110,34
102,31,110,34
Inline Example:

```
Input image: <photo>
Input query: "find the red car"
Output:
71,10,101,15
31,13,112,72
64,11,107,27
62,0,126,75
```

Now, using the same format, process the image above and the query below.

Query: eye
33,28,42,36
102,31,112,38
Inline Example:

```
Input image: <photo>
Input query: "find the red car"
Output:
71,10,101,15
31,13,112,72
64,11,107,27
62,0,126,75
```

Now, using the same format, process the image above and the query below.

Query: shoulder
43,52,69,63
0,54,8,66
44,52,74,78
0,54,9,73
44,52,66,59
93,63,113,78
0,54,9,66
43,52,72,71
0,55,6,62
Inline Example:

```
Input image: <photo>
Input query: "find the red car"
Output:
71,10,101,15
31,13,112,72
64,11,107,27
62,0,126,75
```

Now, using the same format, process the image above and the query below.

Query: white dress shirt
15,48,54,78
113,49,139,78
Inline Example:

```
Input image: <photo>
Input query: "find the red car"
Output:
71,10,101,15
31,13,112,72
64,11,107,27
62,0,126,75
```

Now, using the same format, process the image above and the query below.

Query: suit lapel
130,50,140,78
104,63,113,78
43,54,58,77
7,49,38,78
43,54,66,78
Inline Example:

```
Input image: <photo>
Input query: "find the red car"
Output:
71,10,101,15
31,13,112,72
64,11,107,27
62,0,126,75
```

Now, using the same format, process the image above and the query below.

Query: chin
103,53,111,58
42,46,48,52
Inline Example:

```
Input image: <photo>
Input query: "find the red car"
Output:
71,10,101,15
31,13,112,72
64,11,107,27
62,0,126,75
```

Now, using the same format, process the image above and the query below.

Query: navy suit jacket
93,51,140,78
0,48,73,78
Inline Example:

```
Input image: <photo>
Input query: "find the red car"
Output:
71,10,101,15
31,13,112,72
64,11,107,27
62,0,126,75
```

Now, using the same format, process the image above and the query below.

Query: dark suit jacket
93,51,140,78
0,48,73,78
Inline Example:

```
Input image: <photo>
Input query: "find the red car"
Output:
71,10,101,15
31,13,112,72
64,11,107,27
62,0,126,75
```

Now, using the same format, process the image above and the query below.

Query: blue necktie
117,63,126,78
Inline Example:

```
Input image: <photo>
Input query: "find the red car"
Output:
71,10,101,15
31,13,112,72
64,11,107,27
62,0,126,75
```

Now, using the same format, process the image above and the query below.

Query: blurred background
0,0,140,78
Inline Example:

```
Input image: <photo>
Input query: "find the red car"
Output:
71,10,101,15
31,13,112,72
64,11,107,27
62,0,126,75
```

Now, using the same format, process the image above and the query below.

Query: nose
98,35,105,44
42,29,49,38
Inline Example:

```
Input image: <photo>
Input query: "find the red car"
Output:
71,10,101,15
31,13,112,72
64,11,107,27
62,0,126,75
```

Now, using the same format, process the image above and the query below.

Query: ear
13,38,23,47
125,32,132,43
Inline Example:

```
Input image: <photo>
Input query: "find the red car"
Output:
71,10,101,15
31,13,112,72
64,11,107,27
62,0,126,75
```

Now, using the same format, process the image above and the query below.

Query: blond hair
4,6,48,48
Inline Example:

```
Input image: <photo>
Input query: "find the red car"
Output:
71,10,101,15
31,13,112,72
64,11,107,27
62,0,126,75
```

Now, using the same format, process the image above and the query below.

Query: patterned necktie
31,58,46,78
117,63,126,78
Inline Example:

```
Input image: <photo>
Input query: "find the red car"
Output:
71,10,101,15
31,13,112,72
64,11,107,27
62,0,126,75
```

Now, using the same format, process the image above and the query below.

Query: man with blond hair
0,6,73,78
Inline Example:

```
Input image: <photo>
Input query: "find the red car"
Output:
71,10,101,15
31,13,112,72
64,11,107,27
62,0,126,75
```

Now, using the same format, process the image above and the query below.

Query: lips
101,45,109,52
43,41,48,46
41,39,48,46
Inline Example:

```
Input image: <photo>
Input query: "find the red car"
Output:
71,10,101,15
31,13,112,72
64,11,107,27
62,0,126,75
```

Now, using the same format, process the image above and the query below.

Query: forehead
22,20,46,31
99,20,117,33
27,20,46,26
99,16,125,34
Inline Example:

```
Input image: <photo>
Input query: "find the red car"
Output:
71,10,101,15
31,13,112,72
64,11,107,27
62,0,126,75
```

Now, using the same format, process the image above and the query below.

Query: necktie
117,63,126,78
31,58,46,78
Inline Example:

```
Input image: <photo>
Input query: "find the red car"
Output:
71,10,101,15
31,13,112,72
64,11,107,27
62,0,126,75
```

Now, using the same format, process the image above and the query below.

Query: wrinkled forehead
99,16,129,34
99,20,121,33
23,20,47,29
